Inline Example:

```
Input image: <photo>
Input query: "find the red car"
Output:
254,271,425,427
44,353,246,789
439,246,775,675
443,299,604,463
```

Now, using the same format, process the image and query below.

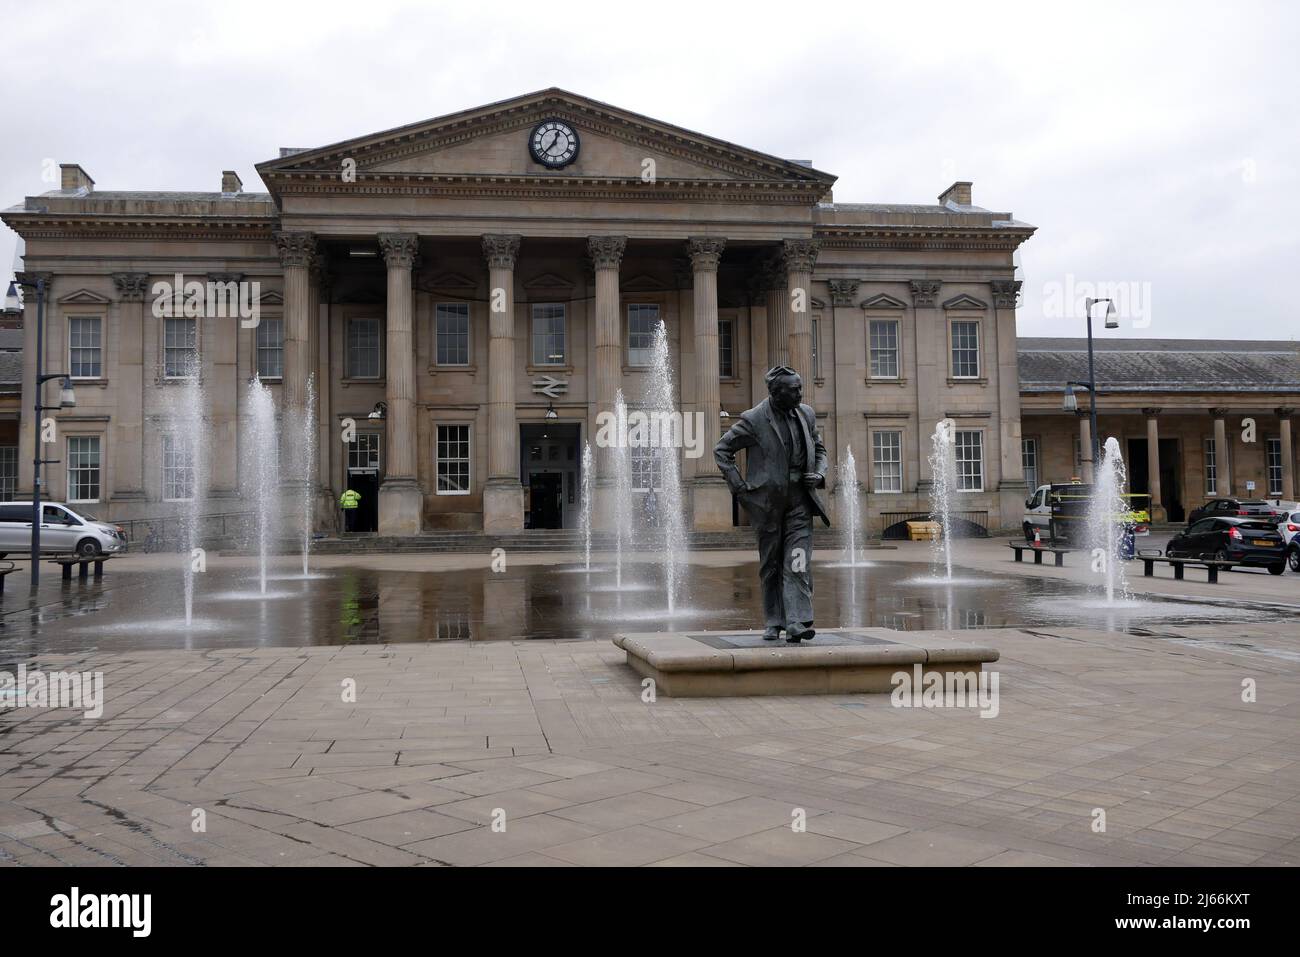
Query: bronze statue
715,366,830,642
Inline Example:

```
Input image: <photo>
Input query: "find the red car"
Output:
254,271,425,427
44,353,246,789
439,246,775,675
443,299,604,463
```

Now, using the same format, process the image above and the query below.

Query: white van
0,502,128,558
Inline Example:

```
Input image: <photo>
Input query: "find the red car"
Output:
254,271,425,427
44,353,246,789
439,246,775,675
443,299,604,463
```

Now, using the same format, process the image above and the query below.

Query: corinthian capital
586,235,627,270
275,231,317,268
828,279,860,307
909,280,942,307
481,233,521,270
780,238,820,274
990,279,1022,309
378,233,420,269
686,236,726,273
15,271,52,298
112,272,150,301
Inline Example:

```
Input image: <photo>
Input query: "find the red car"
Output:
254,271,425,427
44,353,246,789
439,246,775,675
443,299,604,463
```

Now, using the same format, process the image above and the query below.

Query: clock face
529,119,580,169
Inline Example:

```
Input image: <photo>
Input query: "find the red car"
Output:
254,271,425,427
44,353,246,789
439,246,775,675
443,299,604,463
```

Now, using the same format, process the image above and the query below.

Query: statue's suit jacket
714,397,831,527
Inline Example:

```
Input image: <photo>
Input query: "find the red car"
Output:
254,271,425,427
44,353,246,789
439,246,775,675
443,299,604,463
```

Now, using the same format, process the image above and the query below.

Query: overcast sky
3,0,1296,340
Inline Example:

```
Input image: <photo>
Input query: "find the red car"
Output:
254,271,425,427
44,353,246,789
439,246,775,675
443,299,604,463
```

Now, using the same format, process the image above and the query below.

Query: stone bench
0,561,15,593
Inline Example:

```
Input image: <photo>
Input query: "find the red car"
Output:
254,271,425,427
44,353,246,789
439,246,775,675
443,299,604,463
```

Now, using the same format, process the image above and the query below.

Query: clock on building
529,119,580,169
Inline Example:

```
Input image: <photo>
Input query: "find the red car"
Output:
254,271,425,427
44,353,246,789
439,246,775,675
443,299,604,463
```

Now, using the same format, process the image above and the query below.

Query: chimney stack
221,170,243,194
60,164,94,192
938,181,972,207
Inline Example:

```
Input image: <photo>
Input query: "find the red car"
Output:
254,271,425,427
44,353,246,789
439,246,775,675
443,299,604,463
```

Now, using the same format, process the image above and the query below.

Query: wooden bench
1007,541,1072,567
1141,555,1237,584
48,555,114,581
0,561,15,593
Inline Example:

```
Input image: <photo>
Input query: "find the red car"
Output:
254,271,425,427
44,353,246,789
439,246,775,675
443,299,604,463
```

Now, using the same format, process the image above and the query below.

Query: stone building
1019,338,1299,523
4,88,1041,535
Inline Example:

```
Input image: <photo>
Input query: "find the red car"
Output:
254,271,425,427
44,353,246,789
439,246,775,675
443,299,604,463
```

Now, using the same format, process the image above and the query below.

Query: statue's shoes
762,627,781,641
785,624,816,643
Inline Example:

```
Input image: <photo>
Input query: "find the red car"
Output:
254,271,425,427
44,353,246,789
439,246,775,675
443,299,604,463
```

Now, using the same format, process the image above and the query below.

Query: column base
378,479,423,535
692,477,734,531
592,479,618,531
483,478,524,533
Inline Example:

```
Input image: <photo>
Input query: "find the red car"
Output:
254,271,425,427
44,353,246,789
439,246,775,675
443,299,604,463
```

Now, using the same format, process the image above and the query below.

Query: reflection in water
1,560,1293,655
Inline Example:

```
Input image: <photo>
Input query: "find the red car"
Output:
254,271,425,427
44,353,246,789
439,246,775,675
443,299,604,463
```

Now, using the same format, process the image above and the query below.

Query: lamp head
1104,299,1119,329
59,377,76,409
1062,384,1078,413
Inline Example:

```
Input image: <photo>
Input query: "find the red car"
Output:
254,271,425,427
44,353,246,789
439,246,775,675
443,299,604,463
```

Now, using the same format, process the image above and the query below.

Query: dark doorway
346,471,379,533
520,423,580,529
528,473,564,529
1126,438,1184,523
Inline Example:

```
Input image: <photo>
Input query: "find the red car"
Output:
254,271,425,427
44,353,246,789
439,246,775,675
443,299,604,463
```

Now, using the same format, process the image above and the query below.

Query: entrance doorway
1126,438,1184,523
520,423,580,529
345,470,379,532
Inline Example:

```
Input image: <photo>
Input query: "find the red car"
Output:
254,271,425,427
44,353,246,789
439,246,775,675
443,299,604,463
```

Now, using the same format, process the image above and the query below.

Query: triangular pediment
58,288,111,305
860,293,908,310
942,293,989,311
621,273,667,292
427,271,477,289
256,89,836,197
522,272,575,291
258,290,284,305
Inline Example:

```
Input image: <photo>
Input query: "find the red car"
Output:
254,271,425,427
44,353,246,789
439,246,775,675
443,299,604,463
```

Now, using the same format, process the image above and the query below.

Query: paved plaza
1,540,1297,867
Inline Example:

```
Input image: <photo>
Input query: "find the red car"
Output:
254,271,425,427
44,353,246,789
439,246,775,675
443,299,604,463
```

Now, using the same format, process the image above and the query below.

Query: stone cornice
2,214,276,242
815,224,1036,252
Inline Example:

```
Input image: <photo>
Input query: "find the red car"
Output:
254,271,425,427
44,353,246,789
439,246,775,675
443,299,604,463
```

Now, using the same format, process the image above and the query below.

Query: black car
1166,516,1287,574
1186,498,1287,525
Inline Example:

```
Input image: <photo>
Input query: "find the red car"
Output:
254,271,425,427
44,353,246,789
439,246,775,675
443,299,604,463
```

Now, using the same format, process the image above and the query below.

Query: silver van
0,502,128,557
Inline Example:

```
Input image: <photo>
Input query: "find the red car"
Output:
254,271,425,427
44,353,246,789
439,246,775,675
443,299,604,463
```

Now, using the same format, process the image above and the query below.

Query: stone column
275,232,316,426
782,239,819,379
689,236,729,529
1143,408,1164,522
15,272,52,499
377,232,422,534
1278,408,1295,501
111,273,149,504
910,280,943,488
746,268,770,407
762,255,788,369
588,235,626,528
828,279,861,528
990,281,1027,529
481,234,524,532
1211,408,1231,497
1078,414,1094,483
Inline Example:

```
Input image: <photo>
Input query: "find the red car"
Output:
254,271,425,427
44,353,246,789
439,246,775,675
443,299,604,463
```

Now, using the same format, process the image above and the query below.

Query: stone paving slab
1,620,1298,866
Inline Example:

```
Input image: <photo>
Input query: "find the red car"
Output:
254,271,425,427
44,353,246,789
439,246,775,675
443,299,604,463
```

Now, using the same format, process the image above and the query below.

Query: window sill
529,365,573,376
947,377,987,386
430,364,477,374
69,378,109,387
341,378,386,388
866,377,907,387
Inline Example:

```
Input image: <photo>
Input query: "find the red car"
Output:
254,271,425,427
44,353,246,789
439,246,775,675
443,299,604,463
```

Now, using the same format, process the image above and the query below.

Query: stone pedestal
692,476,733,531
615,628,999,697
378,479,422,535
483,478,526,533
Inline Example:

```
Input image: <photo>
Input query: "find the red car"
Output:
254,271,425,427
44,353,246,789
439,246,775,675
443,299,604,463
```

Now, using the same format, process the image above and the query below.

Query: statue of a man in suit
715,366,830,642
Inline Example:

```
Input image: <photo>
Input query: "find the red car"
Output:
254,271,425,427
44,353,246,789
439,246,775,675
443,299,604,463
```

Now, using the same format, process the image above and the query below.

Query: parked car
1280,509,1300,573
1186,498,1288,525
0,502,128,558
1166,516,1286,574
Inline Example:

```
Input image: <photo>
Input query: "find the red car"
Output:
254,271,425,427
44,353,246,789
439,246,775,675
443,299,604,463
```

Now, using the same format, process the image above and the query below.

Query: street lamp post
1062,297,1117,478
26,277,77,589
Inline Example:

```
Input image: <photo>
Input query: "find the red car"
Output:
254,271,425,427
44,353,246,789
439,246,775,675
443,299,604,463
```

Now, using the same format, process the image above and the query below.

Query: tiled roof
1018,338,1300,393
0,351,22,385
